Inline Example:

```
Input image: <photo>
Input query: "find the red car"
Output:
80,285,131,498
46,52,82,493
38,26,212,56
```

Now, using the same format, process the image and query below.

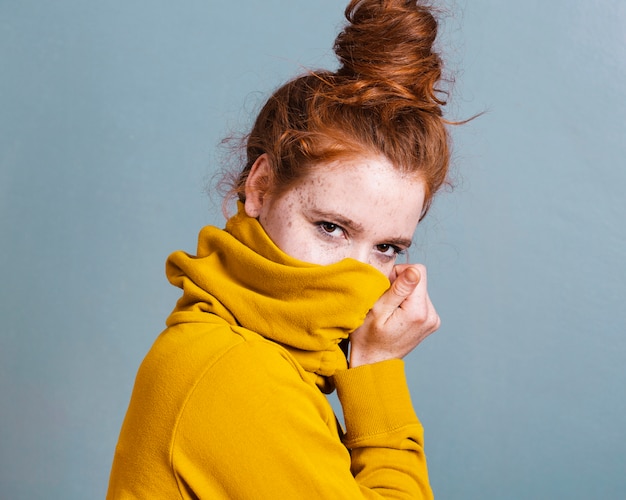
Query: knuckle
411,308,429,324
392,282,411,297
413,263,427,274
369,312,386,332
432,314,441,331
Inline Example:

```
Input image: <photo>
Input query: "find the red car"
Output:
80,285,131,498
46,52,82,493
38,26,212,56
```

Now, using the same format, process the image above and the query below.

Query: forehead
289,155,425,233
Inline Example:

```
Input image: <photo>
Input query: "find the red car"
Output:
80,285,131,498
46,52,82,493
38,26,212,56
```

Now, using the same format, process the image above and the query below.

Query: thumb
390,266,421,303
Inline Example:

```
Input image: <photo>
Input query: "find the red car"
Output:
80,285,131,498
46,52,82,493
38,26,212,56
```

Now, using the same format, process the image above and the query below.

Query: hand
349,264,440,367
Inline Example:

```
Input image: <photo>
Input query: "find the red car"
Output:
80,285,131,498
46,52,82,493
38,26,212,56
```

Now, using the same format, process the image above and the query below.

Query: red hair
227,0,455,220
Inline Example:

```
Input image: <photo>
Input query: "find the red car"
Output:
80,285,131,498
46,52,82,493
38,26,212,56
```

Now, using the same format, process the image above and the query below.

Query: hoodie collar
166,204,390,390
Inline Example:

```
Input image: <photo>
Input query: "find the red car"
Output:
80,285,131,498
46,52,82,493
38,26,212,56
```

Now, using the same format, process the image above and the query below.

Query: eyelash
316,221,344,238
376,243,405,259
315,221,406,260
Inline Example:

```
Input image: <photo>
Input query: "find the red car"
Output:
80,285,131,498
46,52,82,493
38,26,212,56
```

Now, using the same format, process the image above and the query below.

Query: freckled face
244,154,426,278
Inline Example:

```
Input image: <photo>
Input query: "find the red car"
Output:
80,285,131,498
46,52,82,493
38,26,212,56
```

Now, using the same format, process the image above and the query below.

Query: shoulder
170,326,339,454
138,317,321,409
181,331,321,413
138,318,307,396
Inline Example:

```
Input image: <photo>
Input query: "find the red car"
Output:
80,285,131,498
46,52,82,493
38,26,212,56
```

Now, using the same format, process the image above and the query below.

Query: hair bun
333,0,445,109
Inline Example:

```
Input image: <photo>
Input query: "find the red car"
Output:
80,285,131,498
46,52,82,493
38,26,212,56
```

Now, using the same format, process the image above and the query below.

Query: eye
375,243,405,258
315,221,345,239
319,222,339,234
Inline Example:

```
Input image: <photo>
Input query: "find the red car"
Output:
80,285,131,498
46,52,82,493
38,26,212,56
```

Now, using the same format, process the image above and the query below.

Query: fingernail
404,267,420,284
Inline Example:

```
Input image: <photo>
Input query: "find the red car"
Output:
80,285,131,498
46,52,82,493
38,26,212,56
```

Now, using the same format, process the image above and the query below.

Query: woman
108,0,454,498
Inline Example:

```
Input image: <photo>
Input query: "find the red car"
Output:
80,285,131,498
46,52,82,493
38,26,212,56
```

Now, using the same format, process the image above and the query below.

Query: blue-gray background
2,1,625,498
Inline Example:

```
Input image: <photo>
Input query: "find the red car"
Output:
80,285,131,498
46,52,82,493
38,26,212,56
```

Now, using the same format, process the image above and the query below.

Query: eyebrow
310,208,413,248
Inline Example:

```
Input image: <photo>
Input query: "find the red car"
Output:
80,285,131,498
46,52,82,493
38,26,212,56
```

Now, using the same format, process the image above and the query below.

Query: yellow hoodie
107,207,433,499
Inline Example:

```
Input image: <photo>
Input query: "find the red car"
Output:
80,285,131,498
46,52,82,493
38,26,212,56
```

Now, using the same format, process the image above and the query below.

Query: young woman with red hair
108,1,457,498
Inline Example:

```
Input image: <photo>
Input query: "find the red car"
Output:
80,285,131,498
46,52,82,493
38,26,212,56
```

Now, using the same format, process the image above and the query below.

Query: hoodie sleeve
170,340,432,499
334,359,434,499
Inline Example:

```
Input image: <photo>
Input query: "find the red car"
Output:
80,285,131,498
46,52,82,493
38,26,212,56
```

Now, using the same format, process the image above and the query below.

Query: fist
349,264,440,367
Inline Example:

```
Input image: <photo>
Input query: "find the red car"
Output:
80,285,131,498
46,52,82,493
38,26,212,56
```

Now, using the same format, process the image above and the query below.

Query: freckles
292,187,304,202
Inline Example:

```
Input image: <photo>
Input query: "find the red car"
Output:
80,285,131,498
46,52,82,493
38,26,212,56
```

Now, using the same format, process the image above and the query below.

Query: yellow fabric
107,206,434,499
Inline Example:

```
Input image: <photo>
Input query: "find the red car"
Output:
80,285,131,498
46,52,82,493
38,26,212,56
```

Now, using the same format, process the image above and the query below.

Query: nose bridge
348,242,371,266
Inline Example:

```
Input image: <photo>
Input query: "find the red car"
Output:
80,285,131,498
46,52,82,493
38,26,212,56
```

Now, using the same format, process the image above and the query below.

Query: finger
395,265,431,313
389,263,412,284
370,265,424,320
385,266,421,307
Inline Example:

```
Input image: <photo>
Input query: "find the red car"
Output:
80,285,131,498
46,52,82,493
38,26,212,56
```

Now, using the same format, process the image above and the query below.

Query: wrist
349,346,395,368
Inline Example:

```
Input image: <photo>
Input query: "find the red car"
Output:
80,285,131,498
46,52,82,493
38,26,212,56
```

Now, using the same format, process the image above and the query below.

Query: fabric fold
165,203,390,387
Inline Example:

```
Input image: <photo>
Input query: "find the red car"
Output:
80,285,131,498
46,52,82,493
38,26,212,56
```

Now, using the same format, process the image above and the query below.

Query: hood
165,204,390,390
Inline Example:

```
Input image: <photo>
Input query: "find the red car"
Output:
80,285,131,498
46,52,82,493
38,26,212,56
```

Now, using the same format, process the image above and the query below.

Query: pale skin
244,153,441,367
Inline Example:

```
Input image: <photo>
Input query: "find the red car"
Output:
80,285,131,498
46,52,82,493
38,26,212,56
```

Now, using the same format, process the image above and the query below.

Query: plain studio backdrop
1,1,625,498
